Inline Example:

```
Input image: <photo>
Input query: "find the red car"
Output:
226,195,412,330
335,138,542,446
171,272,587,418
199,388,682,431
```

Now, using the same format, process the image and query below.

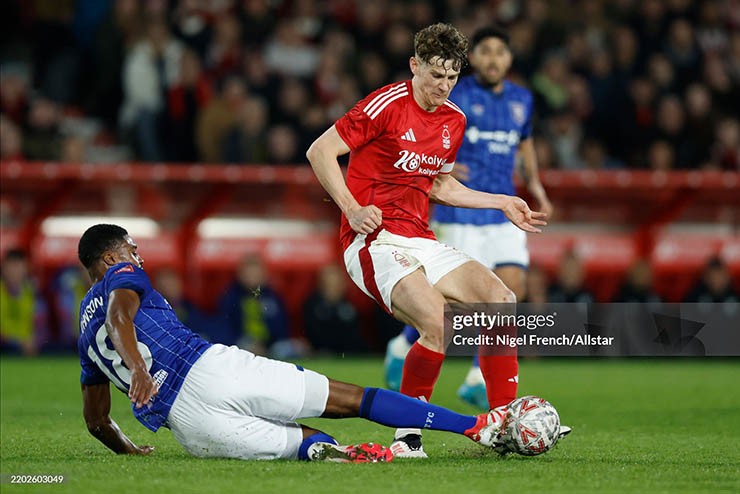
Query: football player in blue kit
77,224,511,462
385,26,553,410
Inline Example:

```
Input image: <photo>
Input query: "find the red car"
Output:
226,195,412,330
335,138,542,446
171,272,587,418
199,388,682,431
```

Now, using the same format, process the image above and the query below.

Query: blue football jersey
77,263,211,432
433,77,533,225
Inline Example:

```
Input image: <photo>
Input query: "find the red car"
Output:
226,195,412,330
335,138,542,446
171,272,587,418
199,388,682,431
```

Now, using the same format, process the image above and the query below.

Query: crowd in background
1,0,739,170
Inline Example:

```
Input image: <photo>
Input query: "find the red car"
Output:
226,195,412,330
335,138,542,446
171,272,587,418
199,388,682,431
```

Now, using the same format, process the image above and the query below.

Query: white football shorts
431,221,529,270
343,228,474,313
167,344,329,460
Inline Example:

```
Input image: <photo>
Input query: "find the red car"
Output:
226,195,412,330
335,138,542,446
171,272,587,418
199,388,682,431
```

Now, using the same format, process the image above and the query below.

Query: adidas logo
400,128,417,142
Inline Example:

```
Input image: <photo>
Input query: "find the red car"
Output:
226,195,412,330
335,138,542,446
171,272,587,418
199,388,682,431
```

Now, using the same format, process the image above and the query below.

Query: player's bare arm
106,288,158,408
81,382,154,455
518,138,553,218
306,125,382,234
430,173,547,233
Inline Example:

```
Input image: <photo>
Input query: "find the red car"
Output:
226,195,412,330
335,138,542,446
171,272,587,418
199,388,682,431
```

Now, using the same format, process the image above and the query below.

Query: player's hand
502,196,548,233
347,204,383,234
451,163,470,182
128,366,158,409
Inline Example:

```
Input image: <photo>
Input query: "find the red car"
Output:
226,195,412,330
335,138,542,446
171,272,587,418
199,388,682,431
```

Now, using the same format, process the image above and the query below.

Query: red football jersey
335,80,466,250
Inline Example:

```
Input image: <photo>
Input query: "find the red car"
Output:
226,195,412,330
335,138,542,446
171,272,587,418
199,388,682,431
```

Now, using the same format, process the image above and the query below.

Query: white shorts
343,229,473,313
431,221,529,270
167,344,329,460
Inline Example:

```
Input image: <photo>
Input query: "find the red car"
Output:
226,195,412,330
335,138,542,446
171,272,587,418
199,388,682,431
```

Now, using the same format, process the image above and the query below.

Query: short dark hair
78,224,128,269
470,26,510,50
414,23,469,71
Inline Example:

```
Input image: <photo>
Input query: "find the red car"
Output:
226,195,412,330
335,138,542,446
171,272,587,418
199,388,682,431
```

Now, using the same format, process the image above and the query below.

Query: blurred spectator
663,18,703,90
0,249,48,356
61,135,87,163
703,54,740,112
263,19,320,78
196,75,246,162
653,94,691,167
684,257,739,303
120,18,184,161
238,0,277,48
646,53,677,95
22,96,64,160
547,110,583,168
0,116,24,159
85,0,141,129
696,0,730,56
266,125,300,164
548,251,595,303
709,117,740,170
204,13,243,80
218,255,292,356
302,264,366,355
577,138,624,169
620,77,657,162
221,96,269,164
0,64,30,125
646,140,676,170
154,268,210,338
533,136,559,170
50,264,90,349
683,83,716,167
532,53,570,116
171,0,212,59
613,259,662,303
166,49,213,162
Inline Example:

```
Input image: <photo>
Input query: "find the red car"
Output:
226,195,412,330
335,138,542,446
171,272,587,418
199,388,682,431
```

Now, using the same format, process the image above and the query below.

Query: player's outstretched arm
306,126,382,234
106,288,158,409
518,138,553,218
430,174,547,233
82,382,154,455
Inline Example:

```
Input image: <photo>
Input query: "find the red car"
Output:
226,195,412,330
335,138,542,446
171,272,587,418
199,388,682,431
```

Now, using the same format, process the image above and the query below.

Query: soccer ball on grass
499,395,561,456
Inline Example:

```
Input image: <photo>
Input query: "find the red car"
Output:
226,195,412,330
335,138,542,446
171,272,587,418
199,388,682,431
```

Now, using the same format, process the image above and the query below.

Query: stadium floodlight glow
41,216,160,238
198,218,330,238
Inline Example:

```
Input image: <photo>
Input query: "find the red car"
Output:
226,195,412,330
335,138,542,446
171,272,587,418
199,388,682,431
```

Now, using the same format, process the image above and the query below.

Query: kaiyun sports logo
392,149,447,174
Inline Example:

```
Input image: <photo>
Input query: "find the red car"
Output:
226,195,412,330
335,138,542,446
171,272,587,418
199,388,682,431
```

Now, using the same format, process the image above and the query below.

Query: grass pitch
1,356,739,494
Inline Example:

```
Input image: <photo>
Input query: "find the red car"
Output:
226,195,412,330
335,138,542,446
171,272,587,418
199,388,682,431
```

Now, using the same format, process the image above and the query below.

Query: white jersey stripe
368,91,408,120
408,128,417,141
444,100,466,117
363,83,407,116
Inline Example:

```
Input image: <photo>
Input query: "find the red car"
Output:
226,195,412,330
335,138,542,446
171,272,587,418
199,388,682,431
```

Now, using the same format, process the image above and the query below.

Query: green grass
1,356,739,494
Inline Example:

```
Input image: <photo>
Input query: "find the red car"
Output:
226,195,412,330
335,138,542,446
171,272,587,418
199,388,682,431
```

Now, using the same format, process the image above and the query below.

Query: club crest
509,102,526,126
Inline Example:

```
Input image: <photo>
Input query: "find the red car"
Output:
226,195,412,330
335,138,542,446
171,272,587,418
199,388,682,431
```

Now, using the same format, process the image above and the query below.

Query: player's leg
434,260,519,409
322,380,508,449
456,266,526,409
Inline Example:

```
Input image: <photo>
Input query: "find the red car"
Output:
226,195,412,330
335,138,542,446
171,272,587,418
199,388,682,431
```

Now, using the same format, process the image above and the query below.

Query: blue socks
298,432,338,461
359,387,476,434
402,325,420,344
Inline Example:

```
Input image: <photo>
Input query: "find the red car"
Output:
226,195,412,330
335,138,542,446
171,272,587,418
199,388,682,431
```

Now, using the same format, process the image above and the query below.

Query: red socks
479,324,519,408
399,342,445,401
479,355,519,408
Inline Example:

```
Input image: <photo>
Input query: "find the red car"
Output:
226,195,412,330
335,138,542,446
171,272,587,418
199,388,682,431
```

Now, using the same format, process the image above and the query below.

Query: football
500,395,561,456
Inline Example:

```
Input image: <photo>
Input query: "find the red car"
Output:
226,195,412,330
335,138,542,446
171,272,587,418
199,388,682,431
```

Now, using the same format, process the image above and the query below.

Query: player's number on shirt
87,324,153,390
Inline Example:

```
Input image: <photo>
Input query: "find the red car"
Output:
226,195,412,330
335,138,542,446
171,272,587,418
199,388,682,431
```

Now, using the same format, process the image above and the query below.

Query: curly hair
414,23,469,71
